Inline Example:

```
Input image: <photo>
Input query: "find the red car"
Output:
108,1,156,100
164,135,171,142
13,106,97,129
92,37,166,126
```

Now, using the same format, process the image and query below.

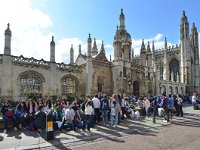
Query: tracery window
19,74,42,96
61,77,76,95
169,59,179,82
97,76,104,92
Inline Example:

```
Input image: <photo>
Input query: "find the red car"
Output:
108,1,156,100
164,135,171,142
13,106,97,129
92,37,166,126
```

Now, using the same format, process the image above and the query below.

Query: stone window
61,77,76,95
97,76,104,92
169,59,179,82
19,74,42,96
160,64,163,80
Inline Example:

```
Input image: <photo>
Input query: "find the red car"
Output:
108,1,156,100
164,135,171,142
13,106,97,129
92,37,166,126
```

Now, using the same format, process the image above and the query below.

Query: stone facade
0,10,199,101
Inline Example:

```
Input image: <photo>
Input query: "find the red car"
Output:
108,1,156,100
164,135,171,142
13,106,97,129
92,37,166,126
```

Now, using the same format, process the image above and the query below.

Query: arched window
133,81,140,97
175,87,178,94
169,86,173,95
169,59,179,82
19,73,43,96
61,77,76,95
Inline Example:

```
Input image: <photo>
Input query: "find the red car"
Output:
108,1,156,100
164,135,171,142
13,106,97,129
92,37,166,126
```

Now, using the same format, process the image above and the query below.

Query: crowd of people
0,92,198,134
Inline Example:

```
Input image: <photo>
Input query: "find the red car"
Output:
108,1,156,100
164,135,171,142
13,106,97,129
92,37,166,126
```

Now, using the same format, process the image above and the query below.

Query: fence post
46,113,54,140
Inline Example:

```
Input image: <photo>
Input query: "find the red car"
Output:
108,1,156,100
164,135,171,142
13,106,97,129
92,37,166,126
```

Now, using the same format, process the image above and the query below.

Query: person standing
168,94,175,120
162,92,169,122
192,93,199,110
100,94,109,126
176,94,183,117
92,95,101,124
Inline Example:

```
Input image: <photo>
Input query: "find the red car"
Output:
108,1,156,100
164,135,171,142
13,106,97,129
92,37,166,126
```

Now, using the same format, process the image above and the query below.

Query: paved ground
0,104,199,150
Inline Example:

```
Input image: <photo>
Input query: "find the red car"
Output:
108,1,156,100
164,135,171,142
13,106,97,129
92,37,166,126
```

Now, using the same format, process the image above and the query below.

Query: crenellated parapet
56,62,85,73
12,55,50,69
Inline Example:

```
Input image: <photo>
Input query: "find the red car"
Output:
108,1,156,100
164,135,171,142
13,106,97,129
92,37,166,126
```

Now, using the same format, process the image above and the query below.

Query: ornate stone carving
56,62,85,73
12,55,50,69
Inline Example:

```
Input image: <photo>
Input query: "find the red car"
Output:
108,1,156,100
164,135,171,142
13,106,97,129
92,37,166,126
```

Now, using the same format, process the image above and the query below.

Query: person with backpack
100,94,109,126
162,92,169,122
34,105,46,132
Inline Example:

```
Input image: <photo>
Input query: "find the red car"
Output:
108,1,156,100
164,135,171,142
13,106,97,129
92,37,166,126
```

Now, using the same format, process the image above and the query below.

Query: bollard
152,108,156,123
46,113,54,140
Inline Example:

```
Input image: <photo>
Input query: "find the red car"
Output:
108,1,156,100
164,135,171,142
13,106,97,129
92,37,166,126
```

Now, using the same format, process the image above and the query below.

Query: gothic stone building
0,9,199,101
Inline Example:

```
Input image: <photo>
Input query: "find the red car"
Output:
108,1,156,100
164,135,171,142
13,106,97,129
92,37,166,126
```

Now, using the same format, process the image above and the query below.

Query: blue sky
0,0,199,63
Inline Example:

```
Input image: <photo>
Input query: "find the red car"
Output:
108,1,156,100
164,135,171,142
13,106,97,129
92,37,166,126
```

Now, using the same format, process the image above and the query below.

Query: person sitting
15,101,28,129
34,105,46,132
59,105,75,132
1,99,17,133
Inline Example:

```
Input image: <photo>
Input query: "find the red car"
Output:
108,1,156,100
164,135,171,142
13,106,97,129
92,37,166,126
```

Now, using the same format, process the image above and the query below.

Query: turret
50,36,55,62
180,10,189,40
119,8,125,30
79,44,82,55
100,41,105,53
91,38,98,56
165,37,167,49
152,41,155,51
147,41,151,52
87,33,92,57
4,23,12,55
140,39,146,66
70,44,74,64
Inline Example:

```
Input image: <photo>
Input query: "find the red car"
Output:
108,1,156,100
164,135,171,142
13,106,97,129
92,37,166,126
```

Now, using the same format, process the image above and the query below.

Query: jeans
85,115,93,130
3,115,17,129
110,111,119,126
102,110,108,125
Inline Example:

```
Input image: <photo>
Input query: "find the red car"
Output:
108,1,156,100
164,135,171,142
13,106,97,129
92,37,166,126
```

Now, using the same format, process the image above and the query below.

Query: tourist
1,99,17,133
15,101,27,129
84,100,94,131
100,94,109,126
168,94,175,120
192,93,199,110
176,94,183,117
26,98,37,130
34,105,46,132
92,94,101,124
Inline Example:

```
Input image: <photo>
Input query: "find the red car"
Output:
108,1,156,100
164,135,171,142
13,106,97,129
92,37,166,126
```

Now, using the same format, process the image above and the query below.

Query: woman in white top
84,100,94,131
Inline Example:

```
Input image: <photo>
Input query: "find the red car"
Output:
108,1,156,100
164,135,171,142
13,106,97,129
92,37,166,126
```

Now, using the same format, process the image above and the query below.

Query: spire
50,36,55,46
50,36,55,62
91,38,98,56
110,55,112,61
119,8,125,30
192,22,197,31
100,41,105,53
4,23,12,55
180,10,189,40
87,33,92,57
79,44,82,55
5,23,11,36
70,44,74,64
182,10,187,20
140,39,146,52
152,41,155,51
147,41,151,52
165,37,167,49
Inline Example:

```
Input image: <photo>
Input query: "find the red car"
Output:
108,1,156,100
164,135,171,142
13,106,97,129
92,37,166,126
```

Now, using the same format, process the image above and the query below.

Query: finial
116,25,119,31
89,33,91,38
121,8,123,13
52,36,54,41
7,23,10,29
183,10,185,16
71,44,73,48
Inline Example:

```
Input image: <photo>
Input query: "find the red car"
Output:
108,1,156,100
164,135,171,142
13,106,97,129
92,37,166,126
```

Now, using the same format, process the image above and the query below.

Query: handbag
5,110,14,117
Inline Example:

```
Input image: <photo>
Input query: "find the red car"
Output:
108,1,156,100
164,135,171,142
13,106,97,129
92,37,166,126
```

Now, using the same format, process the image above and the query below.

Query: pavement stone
0,104,199,150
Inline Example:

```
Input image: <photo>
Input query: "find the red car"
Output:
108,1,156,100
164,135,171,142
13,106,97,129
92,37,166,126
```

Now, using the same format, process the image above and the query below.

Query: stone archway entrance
133,81,140,97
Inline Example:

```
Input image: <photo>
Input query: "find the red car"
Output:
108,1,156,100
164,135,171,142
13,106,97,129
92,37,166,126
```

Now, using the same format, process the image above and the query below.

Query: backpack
101,100,108,110
115,100,121,112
